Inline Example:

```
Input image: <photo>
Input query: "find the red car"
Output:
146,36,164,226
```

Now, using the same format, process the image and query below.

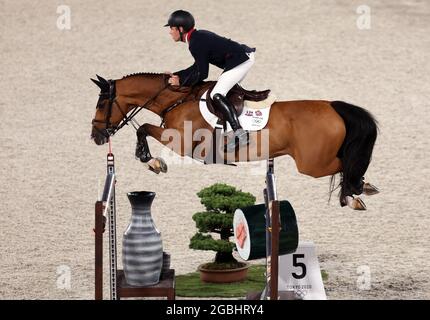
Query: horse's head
91,72,171,145
90,75,127,145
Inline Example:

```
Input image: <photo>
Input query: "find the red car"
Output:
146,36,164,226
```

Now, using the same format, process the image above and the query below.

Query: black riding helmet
164,10,195,32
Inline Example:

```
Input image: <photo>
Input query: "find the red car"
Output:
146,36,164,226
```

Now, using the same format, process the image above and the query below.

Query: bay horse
90,73,379,210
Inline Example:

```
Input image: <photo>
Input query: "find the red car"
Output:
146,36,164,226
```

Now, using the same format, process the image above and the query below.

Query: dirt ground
1,0,429,299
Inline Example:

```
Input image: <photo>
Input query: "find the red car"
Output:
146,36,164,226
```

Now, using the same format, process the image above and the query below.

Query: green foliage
192,211,233,233
189,233,235,253
321,269,329,281
197,183,256,213
190,183,256,266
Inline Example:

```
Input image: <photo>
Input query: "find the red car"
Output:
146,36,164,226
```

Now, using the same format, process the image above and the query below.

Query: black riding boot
212,93,249,151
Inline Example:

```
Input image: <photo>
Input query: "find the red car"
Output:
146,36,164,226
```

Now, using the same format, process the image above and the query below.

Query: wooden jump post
262,158,281,300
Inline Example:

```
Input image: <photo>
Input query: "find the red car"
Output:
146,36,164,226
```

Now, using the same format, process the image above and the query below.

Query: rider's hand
168,75,180,86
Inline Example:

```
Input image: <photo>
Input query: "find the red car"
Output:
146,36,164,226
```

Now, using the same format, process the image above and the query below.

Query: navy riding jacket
174,29,256,86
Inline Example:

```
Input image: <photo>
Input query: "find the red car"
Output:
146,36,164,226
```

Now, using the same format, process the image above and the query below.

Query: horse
90,73,379,210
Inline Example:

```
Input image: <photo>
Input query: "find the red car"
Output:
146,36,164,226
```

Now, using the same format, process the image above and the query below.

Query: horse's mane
121,72,164,80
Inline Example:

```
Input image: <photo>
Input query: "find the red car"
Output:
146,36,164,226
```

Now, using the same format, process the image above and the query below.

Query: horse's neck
116,75,164,115
117,75,198,116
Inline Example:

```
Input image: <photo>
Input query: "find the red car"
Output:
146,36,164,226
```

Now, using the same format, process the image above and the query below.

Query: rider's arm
174,39,209,86
173,64,197,86
190,48,209,82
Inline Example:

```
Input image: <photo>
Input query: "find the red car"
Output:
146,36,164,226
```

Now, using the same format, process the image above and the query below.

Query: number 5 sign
278,241,327,300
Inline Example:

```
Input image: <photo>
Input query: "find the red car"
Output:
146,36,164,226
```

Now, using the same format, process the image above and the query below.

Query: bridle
91,78,169,139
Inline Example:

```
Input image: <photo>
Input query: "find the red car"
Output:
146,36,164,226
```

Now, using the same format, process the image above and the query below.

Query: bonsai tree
189,183,256,269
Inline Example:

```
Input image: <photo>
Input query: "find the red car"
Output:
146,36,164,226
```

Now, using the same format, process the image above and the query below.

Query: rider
164,10,256,151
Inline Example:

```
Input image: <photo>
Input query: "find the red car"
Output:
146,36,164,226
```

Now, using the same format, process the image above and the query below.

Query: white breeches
210,52,255,99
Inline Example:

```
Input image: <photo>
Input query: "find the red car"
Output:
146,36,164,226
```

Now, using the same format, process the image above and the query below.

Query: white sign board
278,241,327,300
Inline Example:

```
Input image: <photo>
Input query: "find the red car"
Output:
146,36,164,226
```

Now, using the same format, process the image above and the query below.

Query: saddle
205,84,271,121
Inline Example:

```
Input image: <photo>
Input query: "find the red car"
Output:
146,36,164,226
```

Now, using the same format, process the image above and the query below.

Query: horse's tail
329,101,378,205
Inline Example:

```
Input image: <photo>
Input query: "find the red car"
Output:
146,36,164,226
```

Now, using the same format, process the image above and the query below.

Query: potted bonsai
189,183,256,283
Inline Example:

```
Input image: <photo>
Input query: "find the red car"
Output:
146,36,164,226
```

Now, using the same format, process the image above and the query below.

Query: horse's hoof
148,166,161,174
346,196,367,210
363,182,380,196
147,158,161,174
155,157,168,173
354,197,367,210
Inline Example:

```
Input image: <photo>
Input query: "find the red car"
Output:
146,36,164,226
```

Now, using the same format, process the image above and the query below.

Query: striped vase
122,191,163,286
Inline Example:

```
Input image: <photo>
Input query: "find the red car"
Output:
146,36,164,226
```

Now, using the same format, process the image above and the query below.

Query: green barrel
233,201,299,261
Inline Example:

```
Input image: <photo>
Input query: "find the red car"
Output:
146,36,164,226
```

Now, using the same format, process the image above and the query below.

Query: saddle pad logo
248,110,265,128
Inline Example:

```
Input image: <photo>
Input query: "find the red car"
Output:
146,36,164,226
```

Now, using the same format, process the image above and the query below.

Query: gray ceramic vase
122,191,163,286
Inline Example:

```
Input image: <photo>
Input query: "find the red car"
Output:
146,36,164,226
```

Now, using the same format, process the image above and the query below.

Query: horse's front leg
136,125,153,162
136,124,168,174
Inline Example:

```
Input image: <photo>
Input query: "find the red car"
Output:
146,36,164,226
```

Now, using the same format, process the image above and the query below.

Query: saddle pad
199,90,274,132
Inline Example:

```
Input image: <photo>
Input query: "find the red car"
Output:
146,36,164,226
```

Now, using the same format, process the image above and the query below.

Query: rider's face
169,26,183,42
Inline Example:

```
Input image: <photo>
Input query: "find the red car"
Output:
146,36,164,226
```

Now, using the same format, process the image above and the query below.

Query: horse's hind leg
300,157,369,211
344,196,367,210
296,157,342,178
340,177,368,211
342,179,379,210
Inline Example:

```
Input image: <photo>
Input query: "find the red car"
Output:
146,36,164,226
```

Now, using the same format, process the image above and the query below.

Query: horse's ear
96,74,108,84
91,78,104,90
